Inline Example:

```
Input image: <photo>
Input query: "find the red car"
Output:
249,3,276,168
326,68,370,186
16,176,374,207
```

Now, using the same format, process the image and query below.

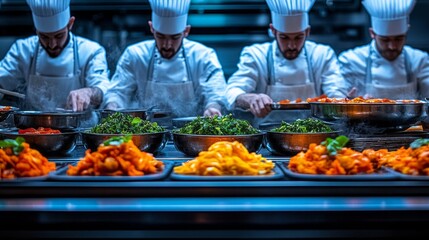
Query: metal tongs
0,88,25,99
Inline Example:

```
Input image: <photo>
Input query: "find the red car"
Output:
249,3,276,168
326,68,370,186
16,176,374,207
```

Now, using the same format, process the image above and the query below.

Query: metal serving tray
279,162,398,181
49,161,173,181
169,164,284,181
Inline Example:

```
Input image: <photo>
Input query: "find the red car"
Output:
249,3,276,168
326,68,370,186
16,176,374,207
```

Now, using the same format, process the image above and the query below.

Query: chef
104,0,226,118
224,0,346,127
338,0,429,99
0,0,110,112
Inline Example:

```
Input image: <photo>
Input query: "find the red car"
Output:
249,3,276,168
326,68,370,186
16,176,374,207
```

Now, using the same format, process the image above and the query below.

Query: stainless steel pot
13,111,84,130
0,106,18,122
310,102,425,132
172,132,265,157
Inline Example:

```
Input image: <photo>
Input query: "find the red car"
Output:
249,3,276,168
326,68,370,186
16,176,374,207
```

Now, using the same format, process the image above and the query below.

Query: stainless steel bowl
13,111,84,130
310,102,425,132
81,131,169,154
0,106,18,122
172,132,265,157
1,130,79,156
265,131,340,155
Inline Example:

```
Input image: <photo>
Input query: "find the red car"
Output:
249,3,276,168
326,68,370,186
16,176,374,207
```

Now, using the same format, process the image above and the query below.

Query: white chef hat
266,0,316,33
27,0,71,33
362,0,416,36
149,0,191,35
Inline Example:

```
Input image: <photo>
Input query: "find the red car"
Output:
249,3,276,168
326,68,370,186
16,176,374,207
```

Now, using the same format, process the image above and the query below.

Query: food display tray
383,167,429,181
279,162,398,181
49,161,173,181
169,164,284,181
0,161,76,182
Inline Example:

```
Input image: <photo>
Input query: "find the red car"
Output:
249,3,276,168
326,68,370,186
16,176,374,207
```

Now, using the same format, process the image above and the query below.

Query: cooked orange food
288,136,383,175
0,137,56,179
307,95,421,103
0,106,12,111
19,127,61,134
174,141,275,176
67,136,164,176
377,139,429,176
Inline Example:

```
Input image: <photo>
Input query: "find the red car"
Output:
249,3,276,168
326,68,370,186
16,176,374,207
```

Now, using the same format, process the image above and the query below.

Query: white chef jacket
0,33,111,109
225,40,346,110
338,40,429,99
104,38,226,117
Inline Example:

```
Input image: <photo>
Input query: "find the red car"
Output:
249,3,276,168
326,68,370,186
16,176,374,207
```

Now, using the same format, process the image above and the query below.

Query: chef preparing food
339,0,429,99
224,0,347,127
0,0,110,112
104,0,227,118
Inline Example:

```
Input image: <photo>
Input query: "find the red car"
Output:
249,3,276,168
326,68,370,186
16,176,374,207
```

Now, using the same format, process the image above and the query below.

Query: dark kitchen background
1,0,428,79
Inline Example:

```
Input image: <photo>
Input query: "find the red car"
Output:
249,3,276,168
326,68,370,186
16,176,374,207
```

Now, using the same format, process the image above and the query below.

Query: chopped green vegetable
321,135,349,156
91,112,164,134
410,138,429,149
0,137,25,155
103,135,132,146
272,118,333,133
174,114,258,135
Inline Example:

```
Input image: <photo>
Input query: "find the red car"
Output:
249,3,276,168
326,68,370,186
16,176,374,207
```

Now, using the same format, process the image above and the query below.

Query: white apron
142,43,197,124
256,43,315,128
365,46,416,99
26,35,82,111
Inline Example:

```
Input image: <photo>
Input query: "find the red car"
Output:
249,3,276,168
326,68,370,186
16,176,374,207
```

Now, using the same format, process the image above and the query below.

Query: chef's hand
67,87,102,112
236,93,272,118
204,103,222,117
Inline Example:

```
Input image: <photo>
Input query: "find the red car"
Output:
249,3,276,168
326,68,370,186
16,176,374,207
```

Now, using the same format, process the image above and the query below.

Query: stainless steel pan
310,101,426,131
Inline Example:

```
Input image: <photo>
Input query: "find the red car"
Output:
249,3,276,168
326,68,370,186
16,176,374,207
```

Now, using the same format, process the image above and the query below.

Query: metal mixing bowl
13,111,84,130
310,102,425,132
265,131,341,155
172,132,265,157
81,131,169,154
1,130,79,156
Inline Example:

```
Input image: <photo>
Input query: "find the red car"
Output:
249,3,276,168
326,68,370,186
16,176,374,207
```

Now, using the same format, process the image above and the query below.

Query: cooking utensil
13,111,84,130
81,131,169,154
310,101,425,133
265,131,341,155
1,130,79,156
172,132,265,157
0,88,25,99
270,102,310,110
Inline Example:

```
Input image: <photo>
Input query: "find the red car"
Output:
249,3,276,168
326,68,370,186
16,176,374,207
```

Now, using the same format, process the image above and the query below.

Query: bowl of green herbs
265,118,341,156
172,114,264,157
81,112,168,154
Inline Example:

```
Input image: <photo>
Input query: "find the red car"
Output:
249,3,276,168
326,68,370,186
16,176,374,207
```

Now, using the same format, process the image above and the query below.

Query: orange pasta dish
174,141,275,176
288,136,383,175
0,137,56,179
67,136,164,176
377,139,429,176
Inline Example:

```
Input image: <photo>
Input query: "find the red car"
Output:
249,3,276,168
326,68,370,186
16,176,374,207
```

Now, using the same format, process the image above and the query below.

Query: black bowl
81,131,169,154
13,111,84,130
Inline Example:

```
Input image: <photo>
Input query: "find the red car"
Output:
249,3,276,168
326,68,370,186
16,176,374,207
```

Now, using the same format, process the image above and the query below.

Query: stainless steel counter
1,142,429,239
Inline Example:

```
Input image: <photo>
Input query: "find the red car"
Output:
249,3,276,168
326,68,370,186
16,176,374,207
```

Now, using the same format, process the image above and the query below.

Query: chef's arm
67,87,103,112
236,93,272,118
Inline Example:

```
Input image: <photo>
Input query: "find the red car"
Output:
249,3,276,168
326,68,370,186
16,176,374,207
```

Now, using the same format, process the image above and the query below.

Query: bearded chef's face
270,24,309,60
149,21,190,59
37,17,75,58
370,28,406,61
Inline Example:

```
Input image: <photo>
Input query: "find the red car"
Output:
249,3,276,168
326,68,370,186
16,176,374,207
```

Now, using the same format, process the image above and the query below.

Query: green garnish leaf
103,135,132,146
321,135,349,156
272,118,333,133
0,137,26,155
410,138,429,149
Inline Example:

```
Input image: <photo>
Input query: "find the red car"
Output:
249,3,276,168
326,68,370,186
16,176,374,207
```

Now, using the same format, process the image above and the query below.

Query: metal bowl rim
82,130,169,136
310,102,425,106
2,130,80,136
266,130,341,135
13,111,84,116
